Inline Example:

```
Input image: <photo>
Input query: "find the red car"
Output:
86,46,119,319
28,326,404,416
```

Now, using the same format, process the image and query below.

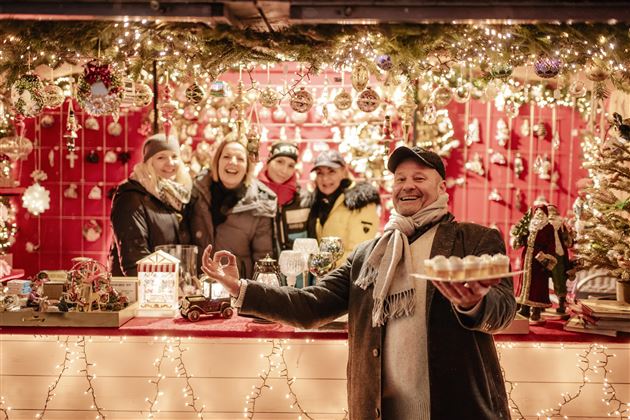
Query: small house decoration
136,250,180,316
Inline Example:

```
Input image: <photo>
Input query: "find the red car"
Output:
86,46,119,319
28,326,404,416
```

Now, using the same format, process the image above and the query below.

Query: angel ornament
490,151,506,165
488,188,503,202
464,152,485,176
496,118,509,147
465,118,480,146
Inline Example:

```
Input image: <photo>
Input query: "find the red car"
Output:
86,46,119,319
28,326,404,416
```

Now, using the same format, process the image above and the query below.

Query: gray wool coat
188,170,277,279
239,216,517,420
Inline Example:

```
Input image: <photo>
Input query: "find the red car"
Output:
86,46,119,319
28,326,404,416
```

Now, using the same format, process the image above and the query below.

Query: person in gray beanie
109,133,192,276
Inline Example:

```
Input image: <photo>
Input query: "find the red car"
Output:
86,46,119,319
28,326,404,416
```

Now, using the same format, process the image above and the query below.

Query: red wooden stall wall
8,71,587,275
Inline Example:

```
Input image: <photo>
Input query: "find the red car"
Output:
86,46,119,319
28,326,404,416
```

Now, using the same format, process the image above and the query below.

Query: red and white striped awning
136,250,180,273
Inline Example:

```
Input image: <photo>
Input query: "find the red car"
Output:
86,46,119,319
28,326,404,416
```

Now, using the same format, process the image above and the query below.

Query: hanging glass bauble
22,182,50,216
351,63,369,91
185,82,206,104
43,84,65,109
76,60,123,116
333,90,352,110
534,56,562,79
40,114,55,128
376,55,393,71
259,87,280,108
289,88,314,113
272,106,287,123
453,85,471,103
0,135,33,160
10,74,45,117
209,80,227,97
569,80,587,98
356,88,380,113
585,62,610,82
133,83,154,108
534,122,548,139
489,63,513,80
432,86,452,108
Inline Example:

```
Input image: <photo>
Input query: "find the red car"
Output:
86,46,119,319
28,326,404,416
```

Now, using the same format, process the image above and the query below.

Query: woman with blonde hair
188,138,277,278
110,133,192,276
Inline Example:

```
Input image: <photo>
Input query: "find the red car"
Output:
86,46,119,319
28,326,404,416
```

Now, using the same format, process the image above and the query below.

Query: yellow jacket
312,181,381,262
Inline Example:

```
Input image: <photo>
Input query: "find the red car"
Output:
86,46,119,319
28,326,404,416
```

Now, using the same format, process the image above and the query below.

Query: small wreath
10,74,45,117
77,59,123,116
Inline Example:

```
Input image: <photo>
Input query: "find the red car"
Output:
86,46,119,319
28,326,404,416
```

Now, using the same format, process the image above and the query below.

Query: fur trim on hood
301,181,380,210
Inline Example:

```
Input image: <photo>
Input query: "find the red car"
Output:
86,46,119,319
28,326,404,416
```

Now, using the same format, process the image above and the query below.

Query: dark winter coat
188,170,277,279
109,179,190,276
239,217,516,420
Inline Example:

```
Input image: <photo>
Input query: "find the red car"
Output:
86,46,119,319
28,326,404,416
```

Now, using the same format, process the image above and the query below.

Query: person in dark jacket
188,138,277,279
202,146,516,420
257,141,309,253
110,133,192,276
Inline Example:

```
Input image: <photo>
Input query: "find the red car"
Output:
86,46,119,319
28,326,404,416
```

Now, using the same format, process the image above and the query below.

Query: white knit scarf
355,193,449,327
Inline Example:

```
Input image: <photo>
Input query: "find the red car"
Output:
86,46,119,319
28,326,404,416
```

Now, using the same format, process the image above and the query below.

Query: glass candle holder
278,250,305,287
307,251,334,283
319,236,344,266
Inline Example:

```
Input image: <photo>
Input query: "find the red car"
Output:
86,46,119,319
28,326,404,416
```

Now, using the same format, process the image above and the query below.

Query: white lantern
136,250,180,317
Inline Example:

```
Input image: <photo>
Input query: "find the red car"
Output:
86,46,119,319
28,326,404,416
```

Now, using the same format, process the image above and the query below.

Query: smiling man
202,145,516,420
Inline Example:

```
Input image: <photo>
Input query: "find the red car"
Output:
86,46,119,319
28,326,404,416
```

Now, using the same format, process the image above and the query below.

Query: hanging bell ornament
351,62,369,91
356,87,380,113
259,87,280,108
289,88,314,113
185,82,206,104
333,90,352,111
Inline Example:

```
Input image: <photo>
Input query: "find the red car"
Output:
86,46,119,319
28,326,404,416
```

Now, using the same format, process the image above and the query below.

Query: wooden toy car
180,295,233,321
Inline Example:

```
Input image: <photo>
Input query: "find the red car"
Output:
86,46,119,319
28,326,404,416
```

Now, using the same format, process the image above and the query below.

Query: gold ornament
259,87,280,108
569,80,587,98
585,62,610,82
333,90,352,110
10,74,45,117
133,83,154,108
185,82,206,104
351,63,369,91
0,135,33,160
432,86,452,108
43,84,65,109
356,87,380,113
453,85,471,103
488,63,513,80
289,88,313,113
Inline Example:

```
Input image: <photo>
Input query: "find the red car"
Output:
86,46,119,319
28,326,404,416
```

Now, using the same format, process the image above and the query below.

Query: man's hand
431,278,501,310
201,245,241,297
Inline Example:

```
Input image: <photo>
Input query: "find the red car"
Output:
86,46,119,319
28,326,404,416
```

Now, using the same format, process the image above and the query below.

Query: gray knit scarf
355,193,449,327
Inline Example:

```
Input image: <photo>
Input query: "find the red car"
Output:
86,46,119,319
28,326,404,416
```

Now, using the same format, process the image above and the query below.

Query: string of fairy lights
0,337,628,419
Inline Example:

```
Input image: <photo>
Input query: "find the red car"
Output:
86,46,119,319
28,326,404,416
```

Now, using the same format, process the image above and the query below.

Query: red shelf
0,187,25,196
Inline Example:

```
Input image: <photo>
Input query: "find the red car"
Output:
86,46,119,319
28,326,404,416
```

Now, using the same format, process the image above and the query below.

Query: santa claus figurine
511,200,571,324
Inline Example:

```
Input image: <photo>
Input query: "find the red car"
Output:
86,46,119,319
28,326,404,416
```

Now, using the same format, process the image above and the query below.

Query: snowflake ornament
22,183,50,216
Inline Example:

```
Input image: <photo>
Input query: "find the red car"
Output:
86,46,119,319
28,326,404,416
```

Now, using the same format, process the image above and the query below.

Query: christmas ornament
533,154,551,180
496,118,509,147
534,55,563,78
488,63,513,80
48,149,55,167
40,114,55,128
63,100,81,152
209,80,227,97
0,154,14,187
259,87,280,108
43,84,65,109
422,102,437,124
88,185,102,200
118,151,131,164
133,83,154,108
64,183,78,199
505,100,520,119
513,153,525,178
534,122,548,139
0,135,33,161
22,183,50,216
82,220,102,242
351,63,369,91
569,80,587,98
519,119,530,137
490,151,507,165
160,82,177,139
585,62,610,82
85,116,100,131
0,197,17,252
185,82,206,104
488,188,504,202
464,152,485,176
484,79,501,100
107,121,122,136
333,90,352,111
66,150,78,168
415,109,459,157
10,74,45,117
290,110,308,124
453,84,471,103
86,150,99,164
465,118,480,146
376,55,393,71
76,60,123,116
552,131,561,150
289,88,314,113
514,188,525,212
357,88,380,113
432,86,452,108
